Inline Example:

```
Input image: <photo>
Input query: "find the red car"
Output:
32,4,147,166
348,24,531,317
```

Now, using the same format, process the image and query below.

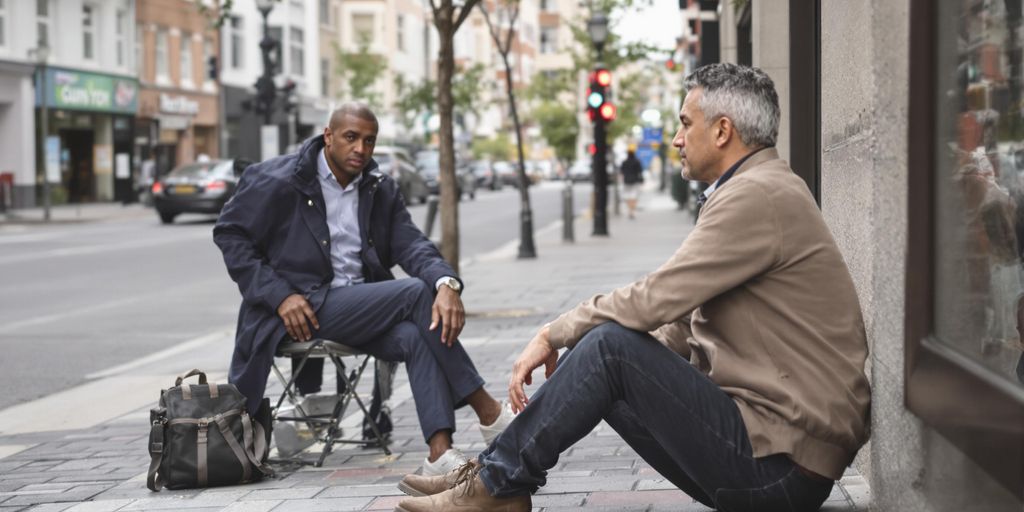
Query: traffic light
586,68,616,122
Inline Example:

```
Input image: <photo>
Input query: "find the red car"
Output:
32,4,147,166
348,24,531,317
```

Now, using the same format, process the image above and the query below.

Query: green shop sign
36,68,138,114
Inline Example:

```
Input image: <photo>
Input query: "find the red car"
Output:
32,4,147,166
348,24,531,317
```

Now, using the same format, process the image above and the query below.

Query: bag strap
146,409,166,492
175,369,207,387
241,413,274,477
213,415,253,483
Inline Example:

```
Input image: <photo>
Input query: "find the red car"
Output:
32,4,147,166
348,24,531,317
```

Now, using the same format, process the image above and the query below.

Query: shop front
136,88,219,182
36,67,139,204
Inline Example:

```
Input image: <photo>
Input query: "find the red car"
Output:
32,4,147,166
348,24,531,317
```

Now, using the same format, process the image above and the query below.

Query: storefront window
180,32,193,87
82,4,95,61
934,0,1024,391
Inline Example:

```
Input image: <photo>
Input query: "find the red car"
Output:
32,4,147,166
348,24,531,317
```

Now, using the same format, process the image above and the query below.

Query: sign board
36,68,138,114
636,146,657,170
44,136,60,183
641,127,663,144
94,145,113,175
115,153,131,179
260,125,280,161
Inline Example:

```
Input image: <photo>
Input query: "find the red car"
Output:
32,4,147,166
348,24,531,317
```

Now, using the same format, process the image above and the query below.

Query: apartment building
136,0,220,178
2,0,138,208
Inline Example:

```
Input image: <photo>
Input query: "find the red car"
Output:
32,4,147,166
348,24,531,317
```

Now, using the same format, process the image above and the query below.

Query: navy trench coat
213,136,457,413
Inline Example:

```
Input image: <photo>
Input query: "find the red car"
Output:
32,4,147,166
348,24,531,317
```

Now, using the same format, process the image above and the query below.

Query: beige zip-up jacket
547,148,870,480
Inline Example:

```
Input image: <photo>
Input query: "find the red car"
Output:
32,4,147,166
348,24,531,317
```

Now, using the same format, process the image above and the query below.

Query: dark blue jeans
285,278,485,442
478,323,834,512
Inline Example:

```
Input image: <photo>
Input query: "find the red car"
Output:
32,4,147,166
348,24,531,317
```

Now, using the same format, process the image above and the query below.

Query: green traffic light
588,91,604,108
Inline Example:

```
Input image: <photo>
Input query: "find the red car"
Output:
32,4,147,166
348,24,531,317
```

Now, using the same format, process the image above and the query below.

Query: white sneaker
479,401,515,445
422,448,469,477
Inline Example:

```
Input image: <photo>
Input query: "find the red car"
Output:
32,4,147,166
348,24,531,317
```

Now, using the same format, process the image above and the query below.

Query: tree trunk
436,10,460,273
503,54,536,258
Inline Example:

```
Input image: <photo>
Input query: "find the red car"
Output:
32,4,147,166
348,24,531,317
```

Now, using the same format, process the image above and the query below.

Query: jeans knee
575,322,635,358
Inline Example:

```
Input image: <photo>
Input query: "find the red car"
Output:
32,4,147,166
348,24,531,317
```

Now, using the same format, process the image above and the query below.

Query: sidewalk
0,187,870,511
0,202,152,225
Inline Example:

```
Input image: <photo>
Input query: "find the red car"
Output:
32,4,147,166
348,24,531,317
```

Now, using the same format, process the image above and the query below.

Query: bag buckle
150,441,163,454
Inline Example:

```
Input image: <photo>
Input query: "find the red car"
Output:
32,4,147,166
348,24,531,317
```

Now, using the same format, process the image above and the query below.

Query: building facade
136,0,220,180
3,0,139,208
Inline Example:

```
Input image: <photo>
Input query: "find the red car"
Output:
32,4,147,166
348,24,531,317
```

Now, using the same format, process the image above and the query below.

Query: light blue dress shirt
318,149,366,289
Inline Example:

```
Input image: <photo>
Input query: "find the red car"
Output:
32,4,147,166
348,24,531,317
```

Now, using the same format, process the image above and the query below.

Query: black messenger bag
147,369,273,491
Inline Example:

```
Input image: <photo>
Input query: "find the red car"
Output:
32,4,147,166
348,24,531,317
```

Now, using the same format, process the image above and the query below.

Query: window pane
83,6,94,60
181,33,192,82
291,27,304,75
37,0,47,17
156,30,168,77
934,1,1024,388
230,16,243,69
352,14,373,45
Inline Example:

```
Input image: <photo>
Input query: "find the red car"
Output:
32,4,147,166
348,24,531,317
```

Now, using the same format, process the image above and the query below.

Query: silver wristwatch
439,277,463,294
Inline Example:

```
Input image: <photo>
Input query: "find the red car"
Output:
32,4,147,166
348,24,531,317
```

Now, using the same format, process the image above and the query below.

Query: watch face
446,278,462,291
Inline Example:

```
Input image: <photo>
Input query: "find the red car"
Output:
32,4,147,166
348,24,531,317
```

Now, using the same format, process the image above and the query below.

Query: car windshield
168,161,232,179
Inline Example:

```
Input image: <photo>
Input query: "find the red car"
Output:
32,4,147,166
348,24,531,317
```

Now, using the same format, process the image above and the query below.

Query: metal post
424,195,439,238
39,62,51,222
592,113,608,236
562,180,574,243
611,154,620,216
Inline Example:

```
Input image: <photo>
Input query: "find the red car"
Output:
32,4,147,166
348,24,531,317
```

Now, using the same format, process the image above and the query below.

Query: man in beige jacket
395,63,871,512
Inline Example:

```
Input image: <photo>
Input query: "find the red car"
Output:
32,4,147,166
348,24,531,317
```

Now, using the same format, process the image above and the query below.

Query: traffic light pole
592,112,609,236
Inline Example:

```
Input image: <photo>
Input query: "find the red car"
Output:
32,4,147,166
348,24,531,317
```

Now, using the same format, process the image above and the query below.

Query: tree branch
454,0,482,32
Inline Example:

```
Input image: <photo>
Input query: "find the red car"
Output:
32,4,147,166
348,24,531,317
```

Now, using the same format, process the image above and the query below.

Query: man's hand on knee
277,294,320,341
430,287,465,347
509,325,559,413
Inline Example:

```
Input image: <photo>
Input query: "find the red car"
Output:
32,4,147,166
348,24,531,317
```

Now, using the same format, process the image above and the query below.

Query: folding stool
270,339,392,467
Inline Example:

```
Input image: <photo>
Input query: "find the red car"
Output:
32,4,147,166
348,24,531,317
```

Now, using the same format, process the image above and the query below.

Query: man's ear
715,118,733,148
322,127,332,147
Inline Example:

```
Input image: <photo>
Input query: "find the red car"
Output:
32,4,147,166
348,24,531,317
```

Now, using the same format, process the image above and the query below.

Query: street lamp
255,0,277,126
31,42,51,222
587,11,610,236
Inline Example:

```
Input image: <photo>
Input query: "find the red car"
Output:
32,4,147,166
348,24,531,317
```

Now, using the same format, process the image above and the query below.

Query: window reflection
937,0,1024,388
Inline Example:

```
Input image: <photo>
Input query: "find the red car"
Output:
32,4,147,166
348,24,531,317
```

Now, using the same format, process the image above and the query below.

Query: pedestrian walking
394,63,870,512
621,148,643,219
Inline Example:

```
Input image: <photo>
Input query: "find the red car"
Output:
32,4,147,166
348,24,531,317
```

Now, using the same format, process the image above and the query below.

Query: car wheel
419,195,427,204
470,191,475,200
158,211,177,224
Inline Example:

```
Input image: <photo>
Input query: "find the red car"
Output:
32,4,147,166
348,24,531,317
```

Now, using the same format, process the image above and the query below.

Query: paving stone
585,489,690,506
540,477,636,494
24,505,75,512
316,484,401,498
220,499,279,511
269,497,374,511
635,478,677,491
530,492,587,507
63,500,133,512
2,485,109,507
364,495,403,511
240,487,322,501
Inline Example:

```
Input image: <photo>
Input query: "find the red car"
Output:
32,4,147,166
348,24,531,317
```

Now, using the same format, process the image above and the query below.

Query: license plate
173,185,197,194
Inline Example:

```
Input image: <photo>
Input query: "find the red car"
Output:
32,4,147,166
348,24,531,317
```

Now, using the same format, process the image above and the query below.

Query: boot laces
450,462,482,497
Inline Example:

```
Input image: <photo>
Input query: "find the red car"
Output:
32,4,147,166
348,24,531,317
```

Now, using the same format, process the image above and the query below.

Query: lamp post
255,0,277,126
587,12,609,236
32,42,51,222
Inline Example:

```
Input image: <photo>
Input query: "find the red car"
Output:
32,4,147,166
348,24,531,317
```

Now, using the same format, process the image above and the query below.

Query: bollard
424,195,439,238
562,181,574,243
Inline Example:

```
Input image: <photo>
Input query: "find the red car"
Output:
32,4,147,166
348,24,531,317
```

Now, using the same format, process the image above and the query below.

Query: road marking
0,230,212,266
4,278,224,331
86,328,235,379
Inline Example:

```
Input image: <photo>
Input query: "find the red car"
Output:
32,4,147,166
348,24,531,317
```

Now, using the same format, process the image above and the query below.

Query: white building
1,0,139,208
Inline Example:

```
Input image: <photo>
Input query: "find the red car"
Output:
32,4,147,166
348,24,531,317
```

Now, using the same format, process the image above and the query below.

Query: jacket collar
734,147,779,177
291,135,382,194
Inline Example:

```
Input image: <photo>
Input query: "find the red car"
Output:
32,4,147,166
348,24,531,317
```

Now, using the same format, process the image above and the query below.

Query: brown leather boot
397,460,480,497
394,474,530,512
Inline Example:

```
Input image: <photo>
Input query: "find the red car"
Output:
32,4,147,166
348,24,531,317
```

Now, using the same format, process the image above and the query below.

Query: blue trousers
478,323,834,512
283,278,485,443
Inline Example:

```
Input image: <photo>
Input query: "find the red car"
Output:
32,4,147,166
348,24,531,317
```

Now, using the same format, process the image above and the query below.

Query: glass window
203,38,214,83
116,10,127,67
540,27,557,54
320,57,329,96
934,1,1024,390
0,0,7,48
397,14,405,52
319,0,329,25
83,4,95,60
135,26,143,74
352,13,374,45
230,16,244,69
180,32,193,85
290,27,304,75
36,0,50,48
155,29,169,80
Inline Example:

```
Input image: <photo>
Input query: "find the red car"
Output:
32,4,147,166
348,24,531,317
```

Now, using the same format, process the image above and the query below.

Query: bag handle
175,369,207,386
146,408,166,492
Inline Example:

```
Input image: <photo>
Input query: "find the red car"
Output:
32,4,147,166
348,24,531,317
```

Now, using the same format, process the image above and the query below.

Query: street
0,182,592,410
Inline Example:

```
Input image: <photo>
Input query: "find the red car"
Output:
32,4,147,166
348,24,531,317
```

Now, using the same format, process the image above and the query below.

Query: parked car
375,145,429,204
493,160,519,187
470,160,503,191
415,151,477,200
568,159,591,182
152,159,251,224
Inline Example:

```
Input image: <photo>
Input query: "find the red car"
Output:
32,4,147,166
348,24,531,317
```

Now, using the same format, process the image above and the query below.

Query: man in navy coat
213,103,513,475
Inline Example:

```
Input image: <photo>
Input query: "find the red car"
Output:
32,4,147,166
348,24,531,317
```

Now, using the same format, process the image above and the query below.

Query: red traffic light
588,143,597,155
599,103,616,121
595,69,612,87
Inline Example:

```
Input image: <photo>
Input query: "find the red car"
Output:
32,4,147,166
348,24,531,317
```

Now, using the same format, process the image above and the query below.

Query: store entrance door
61,129,95,203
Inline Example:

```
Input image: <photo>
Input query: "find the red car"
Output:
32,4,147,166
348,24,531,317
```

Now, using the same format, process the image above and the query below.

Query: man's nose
672,130,684,148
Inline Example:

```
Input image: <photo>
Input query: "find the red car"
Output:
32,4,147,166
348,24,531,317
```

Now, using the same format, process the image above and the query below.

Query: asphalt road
0,182,592,410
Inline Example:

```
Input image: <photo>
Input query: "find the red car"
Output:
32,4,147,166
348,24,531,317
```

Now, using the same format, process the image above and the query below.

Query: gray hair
683,63,780,147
